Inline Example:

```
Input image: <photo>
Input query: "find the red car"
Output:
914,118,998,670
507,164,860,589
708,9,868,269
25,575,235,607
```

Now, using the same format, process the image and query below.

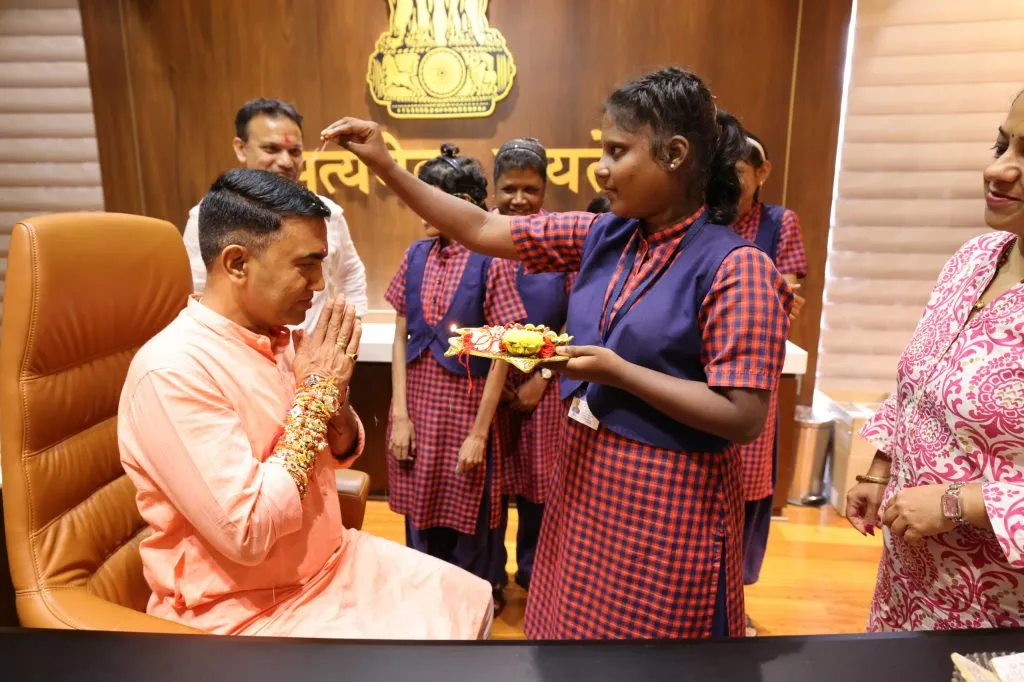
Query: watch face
941,494,960,519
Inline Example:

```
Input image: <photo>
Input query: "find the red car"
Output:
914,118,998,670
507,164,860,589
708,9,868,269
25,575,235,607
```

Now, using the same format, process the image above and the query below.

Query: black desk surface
0,626,1022,682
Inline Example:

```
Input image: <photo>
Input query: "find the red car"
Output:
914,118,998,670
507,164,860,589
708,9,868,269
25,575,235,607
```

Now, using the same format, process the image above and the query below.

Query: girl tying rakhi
326,67,792,639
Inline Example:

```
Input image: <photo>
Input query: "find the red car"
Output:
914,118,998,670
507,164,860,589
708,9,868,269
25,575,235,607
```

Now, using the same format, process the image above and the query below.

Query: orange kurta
117,297,492,639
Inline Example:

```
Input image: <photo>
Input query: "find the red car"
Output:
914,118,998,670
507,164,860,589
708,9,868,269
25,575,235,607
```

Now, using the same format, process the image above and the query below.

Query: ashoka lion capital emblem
368,0,517,119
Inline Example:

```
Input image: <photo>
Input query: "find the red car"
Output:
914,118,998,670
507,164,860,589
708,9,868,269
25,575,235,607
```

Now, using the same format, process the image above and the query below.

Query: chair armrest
19,589,202,634
335,469,370,531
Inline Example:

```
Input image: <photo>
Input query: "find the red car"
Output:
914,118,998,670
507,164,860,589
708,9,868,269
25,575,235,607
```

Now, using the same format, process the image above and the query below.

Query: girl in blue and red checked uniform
384,144,526,613
323,66,793,639
719,112,808,636
490,138,573,592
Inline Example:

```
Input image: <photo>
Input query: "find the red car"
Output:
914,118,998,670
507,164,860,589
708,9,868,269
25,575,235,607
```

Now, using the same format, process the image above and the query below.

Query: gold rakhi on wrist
269,376,342,498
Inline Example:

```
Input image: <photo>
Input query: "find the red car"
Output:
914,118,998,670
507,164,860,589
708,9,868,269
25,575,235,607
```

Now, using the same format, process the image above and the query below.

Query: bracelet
856,474,890,486
266,376,341,498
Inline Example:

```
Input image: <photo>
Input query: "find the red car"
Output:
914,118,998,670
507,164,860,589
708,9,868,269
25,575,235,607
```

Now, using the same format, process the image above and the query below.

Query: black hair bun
440,143,460,157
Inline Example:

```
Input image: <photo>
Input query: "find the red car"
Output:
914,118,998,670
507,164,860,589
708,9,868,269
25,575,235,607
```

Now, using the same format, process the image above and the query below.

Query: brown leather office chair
0,212,369,632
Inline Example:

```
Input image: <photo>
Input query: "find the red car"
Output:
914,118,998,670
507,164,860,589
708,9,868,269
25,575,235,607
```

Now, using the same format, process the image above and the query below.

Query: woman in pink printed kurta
848,92,1024,630
855,232,1024,630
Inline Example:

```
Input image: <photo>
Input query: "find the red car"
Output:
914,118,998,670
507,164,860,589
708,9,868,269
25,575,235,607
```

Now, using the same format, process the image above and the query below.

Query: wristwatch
539,368,553,380
941,482,967,527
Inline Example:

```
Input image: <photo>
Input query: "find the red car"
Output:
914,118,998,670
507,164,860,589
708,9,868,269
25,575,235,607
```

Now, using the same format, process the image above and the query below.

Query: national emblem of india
367,0,517,119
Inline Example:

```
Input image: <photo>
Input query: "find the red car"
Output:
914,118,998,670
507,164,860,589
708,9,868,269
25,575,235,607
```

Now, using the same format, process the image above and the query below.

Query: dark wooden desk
0,626,1020,681
349,362,392,497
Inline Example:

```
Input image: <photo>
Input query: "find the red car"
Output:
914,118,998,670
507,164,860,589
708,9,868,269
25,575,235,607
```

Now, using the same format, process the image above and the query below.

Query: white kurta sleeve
182,202,209,293
321,196,368,316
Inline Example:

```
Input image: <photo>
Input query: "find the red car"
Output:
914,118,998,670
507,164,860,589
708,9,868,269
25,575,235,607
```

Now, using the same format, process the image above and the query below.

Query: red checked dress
497,267,576,504
384,240,526,534
510,210,791,639
731,203,807,501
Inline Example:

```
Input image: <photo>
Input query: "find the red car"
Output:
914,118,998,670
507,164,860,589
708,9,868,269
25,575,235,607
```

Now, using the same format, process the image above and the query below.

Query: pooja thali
444,323,573,373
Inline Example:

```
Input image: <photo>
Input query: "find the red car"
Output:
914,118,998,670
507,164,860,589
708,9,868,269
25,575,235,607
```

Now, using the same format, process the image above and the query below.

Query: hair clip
440,155,462,171
497,143,546,164
746,136,767,160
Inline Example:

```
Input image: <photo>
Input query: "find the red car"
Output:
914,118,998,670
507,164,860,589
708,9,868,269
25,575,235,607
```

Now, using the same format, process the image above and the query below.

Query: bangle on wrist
856,474,890,486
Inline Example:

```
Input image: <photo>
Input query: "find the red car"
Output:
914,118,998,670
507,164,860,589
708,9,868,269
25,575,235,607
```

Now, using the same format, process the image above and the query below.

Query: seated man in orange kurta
117,168,493,639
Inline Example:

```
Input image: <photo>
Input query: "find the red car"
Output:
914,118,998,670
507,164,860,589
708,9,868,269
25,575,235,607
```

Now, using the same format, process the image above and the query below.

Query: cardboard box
819,394,886,516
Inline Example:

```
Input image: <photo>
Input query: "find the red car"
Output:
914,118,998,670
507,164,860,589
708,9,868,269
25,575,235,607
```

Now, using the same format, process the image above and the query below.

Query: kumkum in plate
445,323,573,373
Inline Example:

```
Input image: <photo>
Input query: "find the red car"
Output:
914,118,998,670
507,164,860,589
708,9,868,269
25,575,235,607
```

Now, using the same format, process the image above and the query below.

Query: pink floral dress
860,231,1024,631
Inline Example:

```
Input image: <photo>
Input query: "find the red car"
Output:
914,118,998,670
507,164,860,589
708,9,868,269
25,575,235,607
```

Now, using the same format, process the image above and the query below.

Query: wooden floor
361,501,884,639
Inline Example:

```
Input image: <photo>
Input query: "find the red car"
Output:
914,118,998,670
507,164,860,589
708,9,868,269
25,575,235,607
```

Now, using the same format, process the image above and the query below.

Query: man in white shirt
183,98,368,330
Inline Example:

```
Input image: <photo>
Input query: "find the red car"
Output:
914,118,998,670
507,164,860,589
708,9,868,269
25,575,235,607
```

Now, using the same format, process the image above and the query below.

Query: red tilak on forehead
283,135,295,147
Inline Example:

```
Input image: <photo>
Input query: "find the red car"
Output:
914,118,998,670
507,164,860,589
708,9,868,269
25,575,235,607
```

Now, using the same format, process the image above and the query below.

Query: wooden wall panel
78,0,143,216
80,0,811,312
79,0,851,492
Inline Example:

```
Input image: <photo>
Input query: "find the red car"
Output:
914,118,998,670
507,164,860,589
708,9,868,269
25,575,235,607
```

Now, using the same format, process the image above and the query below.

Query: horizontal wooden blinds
818,0,1024,395
0,0,103,337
